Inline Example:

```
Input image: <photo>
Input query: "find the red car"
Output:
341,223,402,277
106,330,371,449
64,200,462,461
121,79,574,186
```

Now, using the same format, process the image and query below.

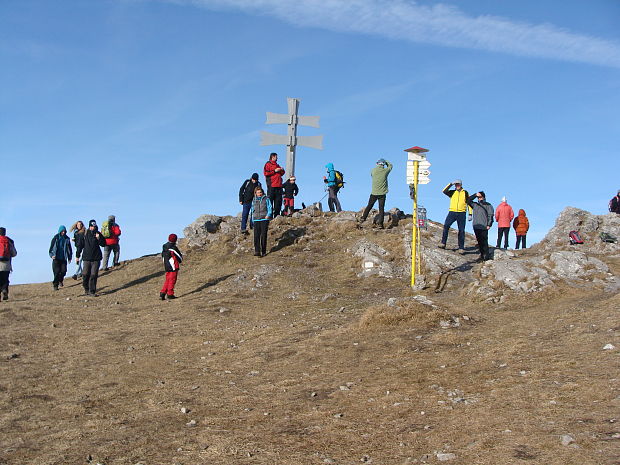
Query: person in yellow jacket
439,179,472,252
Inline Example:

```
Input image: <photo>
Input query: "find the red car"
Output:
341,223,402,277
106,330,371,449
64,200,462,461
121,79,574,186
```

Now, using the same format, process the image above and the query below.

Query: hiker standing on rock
160,234,183,300
513,209,530,249
77,220,106,296
239,173,261,235
263,152,285,218
495,197,514,249
101,215,121,271
70,221,85,280
0,227,17,301
467,192,494,261
282,176,299,216
609,190,620,214
439,179,471,253
358,158,393,229
324,163,342,213
49,225,72,291
250,186,272,257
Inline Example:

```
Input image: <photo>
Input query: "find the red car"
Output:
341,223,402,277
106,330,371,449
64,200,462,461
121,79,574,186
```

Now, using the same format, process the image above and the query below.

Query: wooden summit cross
260,97,323,177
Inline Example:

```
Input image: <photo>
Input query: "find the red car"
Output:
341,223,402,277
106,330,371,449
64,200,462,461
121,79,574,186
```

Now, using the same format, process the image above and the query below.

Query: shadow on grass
181,274,235,298
102,270,166,295
270,227,306,254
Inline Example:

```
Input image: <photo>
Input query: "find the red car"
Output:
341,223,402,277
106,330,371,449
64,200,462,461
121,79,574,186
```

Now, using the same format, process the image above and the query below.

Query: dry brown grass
0,215,618,465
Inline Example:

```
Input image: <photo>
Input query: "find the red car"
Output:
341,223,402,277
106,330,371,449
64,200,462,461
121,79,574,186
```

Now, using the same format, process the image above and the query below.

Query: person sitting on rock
358,158,393,229
467,191,494,261
439,179,471,253
250,186,272,257
282,176,299,217
513,209,530,249
160,234,183,300
609,190,620,214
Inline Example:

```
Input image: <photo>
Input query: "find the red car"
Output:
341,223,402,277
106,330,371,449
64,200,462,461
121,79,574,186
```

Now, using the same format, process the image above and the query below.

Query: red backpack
0,236,11,261
568,230,584,245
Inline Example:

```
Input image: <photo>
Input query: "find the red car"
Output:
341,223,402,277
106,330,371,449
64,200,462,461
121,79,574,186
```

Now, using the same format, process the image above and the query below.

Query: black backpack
334,170,345,189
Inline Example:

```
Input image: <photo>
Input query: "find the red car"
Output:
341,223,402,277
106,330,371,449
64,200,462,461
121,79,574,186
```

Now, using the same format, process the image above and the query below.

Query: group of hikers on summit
1,150,618,301
439,180,530,262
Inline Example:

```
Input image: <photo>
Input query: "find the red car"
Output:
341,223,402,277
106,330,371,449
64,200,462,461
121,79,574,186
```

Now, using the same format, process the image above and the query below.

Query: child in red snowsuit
160,234,183,300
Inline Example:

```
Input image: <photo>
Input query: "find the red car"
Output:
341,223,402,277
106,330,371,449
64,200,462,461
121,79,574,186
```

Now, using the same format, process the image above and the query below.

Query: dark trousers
474,228,489,259
253,220,269,255
497,227,510,248
441,211,466,249
0,271,9,295
52,259,67,286
328,186,342,212
268,187,283,218
160,271,178,296
516,235,527,249
241,202,252,231
82,260,100,293
361,194,386,225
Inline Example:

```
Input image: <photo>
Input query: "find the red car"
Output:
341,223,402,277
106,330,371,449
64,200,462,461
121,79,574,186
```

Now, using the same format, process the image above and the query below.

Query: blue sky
1,0,619,284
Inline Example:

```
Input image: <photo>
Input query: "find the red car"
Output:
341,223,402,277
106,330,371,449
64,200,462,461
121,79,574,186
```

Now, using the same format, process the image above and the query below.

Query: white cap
501,196,507,202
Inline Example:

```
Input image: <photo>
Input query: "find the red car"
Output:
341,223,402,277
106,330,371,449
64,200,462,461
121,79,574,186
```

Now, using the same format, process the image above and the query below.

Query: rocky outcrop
537,207,619,253
183,214,239,247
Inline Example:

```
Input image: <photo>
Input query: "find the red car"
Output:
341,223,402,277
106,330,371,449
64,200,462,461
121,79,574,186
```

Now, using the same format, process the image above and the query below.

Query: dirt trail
0,219,618,465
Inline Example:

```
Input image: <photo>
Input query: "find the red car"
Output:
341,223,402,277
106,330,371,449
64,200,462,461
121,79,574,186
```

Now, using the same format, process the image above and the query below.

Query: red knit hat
168,234,177,243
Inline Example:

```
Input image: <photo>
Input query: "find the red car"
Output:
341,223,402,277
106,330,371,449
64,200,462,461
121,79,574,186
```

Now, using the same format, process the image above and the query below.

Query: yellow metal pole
411,160,419,287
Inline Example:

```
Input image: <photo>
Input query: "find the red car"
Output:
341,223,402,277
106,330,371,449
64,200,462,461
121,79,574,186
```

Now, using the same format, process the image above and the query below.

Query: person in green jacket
358,158,393,229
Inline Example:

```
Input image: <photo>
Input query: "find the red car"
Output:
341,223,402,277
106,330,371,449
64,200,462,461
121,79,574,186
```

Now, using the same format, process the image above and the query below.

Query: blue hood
58,225,67,234
325,163,334,171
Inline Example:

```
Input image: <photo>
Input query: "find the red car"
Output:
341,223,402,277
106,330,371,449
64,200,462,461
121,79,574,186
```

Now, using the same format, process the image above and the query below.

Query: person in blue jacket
49,225,73,290
249,186,273,257
323,162,342,212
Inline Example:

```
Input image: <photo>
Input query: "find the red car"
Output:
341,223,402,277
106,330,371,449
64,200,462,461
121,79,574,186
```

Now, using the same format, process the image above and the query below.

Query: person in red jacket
263,152,285,218
102,215,122,270
494,197,514,249
160,234,183,300
513,209,530,249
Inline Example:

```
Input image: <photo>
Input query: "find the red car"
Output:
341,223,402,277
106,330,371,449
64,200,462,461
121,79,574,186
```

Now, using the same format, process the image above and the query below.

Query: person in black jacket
49,225,73,290
282,176,299,216
239,173,261,235
160,234,183,300
76,219,106,296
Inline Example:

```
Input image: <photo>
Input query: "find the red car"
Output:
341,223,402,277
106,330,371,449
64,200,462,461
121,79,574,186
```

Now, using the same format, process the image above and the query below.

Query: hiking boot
53,284,59,291
72,274,78,280
2,292,8,301
89,292,98,297
104,268,109,272
458,249,467,255
254,252,261,256
437,244,446,249
113,262,120,267
166,294,177,300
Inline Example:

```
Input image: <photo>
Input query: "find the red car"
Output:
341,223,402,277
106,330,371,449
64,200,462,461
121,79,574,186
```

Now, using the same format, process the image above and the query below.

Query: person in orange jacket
495,196,514,249
513,209,530,249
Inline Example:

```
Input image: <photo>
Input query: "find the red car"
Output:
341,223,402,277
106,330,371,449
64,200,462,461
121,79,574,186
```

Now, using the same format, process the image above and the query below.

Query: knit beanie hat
168,234,178,243
0,227,5,236
89,220,97,228
251,173,259,181
108,215,115,222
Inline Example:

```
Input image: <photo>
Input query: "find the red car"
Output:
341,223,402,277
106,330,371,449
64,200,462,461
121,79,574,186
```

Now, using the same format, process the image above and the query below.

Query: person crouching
250,186,272,257
160,234,183,300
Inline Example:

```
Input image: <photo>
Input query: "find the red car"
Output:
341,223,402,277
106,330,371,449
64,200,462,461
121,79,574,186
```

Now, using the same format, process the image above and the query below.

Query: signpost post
260,97,323,177
404,146,430,287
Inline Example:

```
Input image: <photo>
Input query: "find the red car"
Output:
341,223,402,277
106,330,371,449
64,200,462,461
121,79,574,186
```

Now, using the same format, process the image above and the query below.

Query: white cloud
163,0,620,68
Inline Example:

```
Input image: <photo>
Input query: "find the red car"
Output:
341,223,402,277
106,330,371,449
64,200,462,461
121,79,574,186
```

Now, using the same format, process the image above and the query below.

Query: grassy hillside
1,215,618,465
